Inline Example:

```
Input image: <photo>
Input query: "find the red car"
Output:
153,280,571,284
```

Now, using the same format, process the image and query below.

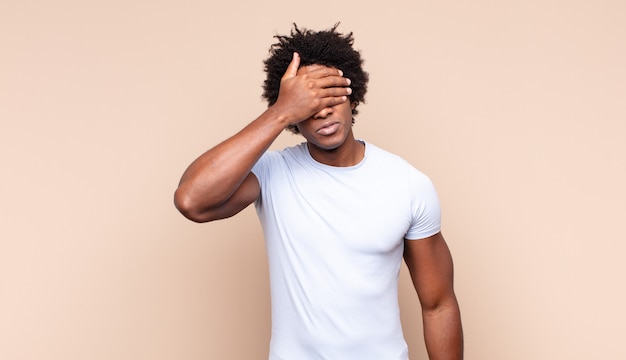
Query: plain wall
1,0,625,359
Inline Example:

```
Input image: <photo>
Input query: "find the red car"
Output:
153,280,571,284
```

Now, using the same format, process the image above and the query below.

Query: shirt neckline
302,140,369,172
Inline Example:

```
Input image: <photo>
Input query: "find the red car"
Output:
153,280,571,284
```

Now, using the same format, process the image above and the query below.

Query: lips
316,122,340,135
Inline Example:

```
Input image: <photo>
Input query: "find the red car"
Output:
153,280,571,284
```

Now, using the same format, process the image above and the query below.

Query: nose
313,106,333,119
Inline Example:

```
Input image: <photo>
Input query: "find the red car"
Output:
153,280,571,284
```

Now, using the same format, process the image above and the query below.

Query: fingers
307,70,351,112
302,66,351,98
314,86,352,116
284,58,348,89
274,60,352,124
318,84,352,100
304,65,344,80
282,52,300,80
315,74,351,92
324,90,351,106
312,94,350,119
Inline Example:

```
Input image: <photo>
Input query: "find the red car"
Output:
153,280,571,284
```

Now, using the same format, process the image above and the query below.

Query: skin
294,64,364,167
174,52,352,222
174,51,463,359
404,232,464,359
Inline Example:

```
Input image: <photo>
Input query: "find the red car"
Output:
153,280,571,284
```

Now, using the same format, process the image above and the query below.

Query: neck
307,136,365,167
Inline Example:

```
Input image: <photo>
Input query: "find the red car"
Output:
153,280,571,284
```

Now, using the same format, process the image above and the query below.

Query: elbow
421,293,460,316
173,187,212,223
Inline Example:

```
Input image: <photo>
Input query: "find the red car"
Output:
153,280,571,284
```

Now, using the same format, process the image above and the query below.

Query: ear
351,101,358,110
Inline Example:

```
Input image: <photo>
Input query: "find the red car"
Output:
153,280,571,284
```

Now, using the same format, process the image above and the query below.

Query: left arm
404,232,463,360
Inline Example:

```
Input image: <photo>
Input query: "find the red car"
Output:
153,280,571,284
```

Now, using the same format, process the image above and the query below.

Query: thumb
282,52,300,80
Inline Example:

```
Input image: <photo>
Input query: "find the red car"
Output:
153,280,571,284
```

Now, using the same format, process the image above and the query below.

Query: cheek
295,120,312,134
339,103,355,117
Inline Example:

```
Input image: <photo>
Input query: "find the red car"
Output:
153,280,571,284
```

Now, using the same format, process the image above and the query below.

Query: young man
174,24,463,360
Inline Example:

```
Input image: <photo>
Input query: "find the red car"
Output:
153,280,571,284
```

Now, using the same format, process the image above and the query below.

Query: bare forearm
174,107,287,214
174,53,351,221
422,300,463,360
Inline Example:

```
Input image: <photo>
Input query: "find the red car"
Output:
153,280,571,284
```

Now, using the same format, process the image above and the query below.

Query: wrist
265,104,298,128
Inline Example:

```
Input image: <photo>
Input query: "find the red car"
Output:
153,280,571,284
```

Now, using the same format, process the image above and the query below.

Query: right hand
272,52,352,125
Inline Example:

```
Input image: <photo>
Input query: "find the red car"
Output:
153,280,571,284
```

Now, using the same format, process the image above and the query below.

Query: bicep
201,172,260,222
403,232,456,310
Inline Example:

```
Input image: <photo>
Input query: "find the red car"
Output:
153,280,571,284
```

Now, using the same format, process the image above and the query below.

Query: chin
309,138,345,151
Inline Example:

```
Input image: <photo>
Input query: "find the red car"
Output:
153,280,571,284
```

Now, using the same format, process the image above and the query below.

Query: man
174,24,463,360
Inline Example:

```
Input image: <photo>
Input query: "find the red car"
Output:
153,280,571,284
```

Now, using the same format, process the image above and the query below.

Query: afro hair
262,23,369,134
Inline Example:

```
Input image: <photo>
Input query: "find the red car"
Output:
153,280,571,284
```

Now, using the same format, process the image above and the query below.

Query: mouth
316,121,341,136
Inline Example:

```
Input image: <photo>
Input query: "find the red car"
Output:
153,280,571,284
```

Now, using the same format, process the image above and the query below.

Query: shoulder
256,142,307,165
364,141,437,196
252,142,309,181
266,142,308,162
364,142,428,177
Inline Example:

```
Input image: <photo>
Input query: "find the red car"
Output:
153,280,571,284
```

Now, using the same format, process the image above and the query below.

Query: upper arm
403,232,457,310
210,171,261,220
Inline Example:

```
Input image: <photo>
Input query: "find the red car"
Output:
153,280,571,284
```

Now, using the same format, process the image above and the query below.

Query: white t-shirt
251,141,441,360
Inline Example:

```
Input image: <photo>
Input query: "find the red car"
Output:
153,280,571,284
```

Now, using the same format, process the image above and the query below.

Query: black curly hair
262,23,369,134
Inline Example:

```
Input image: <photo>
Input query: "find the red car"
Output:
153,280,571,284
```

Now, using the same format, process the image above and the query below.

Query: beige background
1,0,625,359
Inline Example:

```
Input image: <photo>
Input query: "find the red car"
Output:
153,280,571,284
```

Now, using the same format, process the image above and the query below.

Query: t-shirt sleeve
250,150,279,203
251,152,270,185
405,169,442,240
